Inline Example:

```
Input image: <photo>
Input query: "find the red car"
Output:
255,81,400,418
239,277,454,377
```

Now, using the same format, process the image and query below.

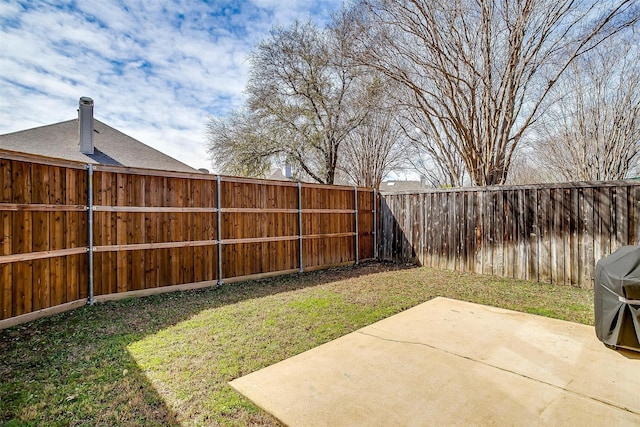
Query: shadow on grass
0,261,416,426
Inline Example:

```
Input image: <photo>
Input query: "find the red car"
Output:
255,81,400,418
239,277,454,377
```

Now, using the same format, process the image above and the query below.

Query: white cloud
0,0,342,171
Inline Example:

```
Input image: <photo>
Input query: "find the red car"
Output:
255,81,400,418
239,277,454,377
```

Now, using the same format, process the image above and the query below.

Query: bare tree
537,37,640,181
351,0,639,185
243,20,367,184
338,76,405,188
397,103,468,187
505,147,556,185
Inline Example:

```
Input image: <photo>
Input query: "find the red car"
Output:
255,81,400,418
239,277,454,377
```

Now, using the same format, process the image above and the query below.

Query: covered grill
594,245,640,351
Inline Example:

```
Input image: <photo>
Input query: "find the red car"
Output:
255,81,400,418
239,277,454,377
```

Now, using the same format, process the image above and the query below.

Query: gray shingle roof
378,180,426,193
0,119,197,173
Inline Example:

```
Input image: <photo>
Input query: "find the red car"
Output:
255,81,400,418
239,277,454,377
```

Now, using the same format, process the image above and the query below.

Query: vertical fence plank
455,192,463,271
425,194,434,267
494,190,505,277
116,173,128,292
50,166,66,306
598,187,612,261
104,171,117,294
0,159,12,319
474,191,483,274
448,193,457,270
92,171,103,297
418,193,424,265
516,189,527,280
144,175,159,288
65,168,80,301
614,186,628,249
562,189,571,286
464,191,474,273
538,188,551,283
12,161,33,316
631,186,640,245
31,164,50,311
527,189,539,282
482,191,492,275
551,188,563,285
78,168,89,299
131,174,146,290
581,187,595,288
503,191,514,278
569,188,579,286
191,178,204,283
634,186,640,245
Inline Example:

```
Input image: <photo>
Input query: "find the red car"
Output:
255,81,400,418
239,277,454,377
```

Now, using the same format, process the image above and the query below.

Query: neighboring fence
379,181,640,289
0,151,376,325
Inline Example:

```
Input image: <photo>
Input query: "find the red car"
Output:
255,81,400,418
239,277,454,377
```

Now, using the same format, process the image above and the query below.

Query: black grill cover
594,246,640,351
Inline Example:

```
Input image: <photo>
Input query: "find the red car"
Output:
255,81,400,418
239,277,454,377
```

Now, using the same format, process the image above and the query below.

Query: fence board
598,188,611,261
13,161,33,316
527,189,538,282
516,189,527,280
31,165,50,310
550,188,562,284
494,191,505,277
1,159,12,318
562,189,571,286
465,191,475,272
482,191,492,275
569,188,579,286
584,188,596,286
65,168,78,301
630,186,640,244
615,187,628,249
448,193,457,270
474,191,483,274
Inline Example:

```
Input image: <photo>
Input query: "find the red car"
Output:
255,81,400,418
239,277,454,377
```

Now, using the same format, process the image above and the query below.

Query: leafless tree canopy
351,0,639,185
337,75,406,188
537,37,640,181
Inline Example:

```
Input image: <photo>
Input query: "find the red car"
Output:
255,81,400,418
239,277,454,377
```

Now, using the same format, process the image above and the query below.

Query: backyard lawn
0,262,594,426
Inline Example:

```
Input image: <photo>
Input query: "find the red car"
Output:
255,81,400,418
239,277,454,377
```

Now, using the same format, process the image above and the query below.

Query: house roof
0,118,197,173
267,168,289,181
378,180,426,193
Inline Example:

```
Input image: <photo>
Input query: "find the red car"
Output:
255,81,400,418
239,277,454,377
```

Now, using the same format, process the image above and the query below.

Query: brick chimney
78,97,94,154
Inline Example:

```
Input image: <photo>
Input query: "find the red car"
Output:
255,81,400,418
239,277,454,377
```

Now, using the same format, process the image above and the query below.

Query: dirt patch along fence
378,181,640,289
0,150,376,326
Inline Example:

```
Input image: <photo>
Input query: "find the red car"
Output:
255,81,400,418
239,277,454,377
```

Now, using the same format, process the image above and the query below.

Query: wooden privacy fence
379,181,640,289
0,151,376,326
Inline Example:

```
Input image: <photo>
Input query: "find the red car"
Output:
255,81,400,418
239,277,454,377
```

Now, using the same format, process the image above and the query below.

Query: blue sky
0,0,343,170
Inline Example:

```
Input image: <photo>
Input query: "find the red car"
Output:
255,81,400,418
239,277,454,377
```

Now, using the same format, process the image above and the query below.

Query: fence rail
379,181,640,289
0,151,375,325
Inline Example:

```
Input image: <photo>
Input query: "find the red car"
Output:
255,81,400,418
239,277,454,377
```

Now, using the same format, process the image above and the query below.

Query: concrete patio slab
230,297,640,426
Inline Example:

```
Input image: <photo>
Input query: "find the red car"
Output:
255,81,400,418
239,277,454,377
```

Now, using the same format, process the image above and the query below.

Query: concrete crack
355,329,639,416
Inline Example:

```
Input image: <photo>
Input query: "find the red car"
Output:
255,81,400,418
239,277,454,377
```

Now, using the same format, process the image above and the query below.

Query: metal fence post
216,175,223,285
373,189,377,260
298,182,304,273
87,163,95,304
354,186,359,264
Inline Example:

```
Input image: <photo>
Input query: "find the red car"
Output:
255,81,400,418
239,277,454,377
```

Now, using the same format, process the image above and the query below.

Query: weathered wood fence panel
379,181,640,289
0,151,375,325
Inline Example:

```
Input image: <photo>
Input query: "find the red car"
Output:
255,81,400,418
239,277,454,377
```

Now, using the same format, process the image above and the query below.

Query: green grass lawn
0,262,594,426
